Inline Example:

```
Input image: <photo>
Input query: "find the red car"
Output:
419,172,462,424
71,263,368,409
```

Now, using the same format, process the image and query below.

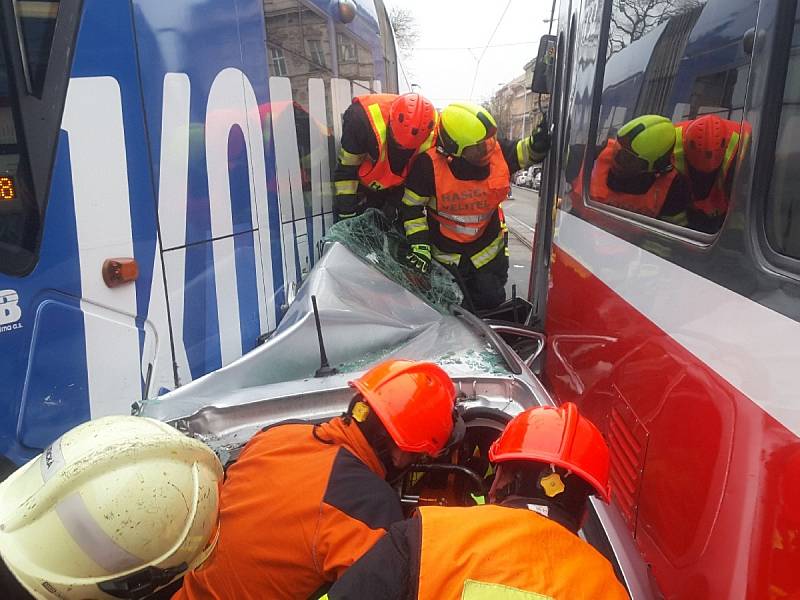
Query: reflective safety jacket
173,417,402,600
354,94,435,191
325,500,630,600
427,144,510,243
673,119,743,217
586,139,678,218
417,505,628,599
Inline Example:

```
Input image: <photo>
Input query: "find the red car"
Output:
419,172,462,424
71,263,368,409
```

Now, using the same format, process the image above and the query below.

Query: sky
384,0,556,108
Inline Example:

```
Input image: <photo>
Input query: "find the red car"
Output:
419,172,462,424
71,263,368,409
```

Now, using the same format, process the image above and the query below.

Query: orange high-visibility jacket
173,417,401,600
585,139,678,218
354,94,435,192
416,504,629,599
427,144,510,243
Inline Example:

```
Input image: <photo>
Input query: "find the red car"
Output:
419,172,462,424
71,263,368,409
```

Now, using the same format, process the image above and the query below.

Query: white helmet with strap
0,416,223,599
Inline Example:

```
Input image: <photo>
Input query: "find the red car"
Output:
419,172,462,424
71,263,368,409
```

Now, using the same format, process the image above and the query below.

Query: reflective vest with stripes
673,120,742,217
586,139,678,218
416,505,629,599
353,94,435,191
427,144,510,243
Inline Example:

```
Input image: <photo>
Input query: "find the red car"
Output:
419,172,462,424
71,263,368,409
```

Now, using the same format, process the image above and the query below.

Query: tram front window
0,1,59,275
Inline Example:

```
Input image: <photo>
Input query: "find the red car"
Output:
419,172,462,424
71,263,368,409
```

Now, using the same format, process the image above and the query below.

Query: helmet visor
461,136,497,166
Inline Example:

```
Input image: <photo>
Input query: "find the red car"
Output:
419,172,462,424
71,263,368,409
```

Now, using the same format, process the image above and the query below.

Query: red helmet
684,115,732,173
349,359,456,456
489,403,611,502
389,93,437,150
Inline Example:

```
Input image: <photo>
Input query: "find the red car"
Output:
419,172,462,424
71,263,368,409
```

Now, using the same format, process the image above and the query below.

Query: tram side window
0,1,60,274
765,8,800,259
585,0,757,234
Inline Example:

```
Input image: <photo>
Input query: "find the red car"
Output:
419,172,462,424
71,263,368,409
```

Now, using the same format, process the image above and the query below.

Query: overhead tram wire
398,58,413,91
415,41,537,51
468,0,513,102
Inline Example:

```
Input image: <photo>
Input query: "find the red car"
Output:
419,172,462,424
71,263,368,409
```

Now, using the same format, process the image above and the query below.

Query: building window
307,39,326,67
270,46,287,76
337,33,356,63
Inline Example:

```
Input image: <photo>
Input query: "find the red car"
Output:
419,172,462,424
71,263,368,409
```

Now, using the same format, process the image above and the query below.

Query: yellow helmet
615,114,676,173
437,102,498,157
0,416,223,599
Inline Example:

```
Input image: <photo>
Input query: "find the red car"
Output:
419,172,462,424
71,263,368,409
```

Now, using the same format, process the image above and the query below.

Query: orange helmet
684,115,733,173
489,403,611,502
389,93,437,150
349,359,456,456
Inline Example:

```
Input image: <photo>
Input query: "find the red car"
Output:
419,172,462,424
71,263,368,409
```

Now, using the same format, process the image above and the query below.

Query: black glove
529,119,551,156
404,243,431,274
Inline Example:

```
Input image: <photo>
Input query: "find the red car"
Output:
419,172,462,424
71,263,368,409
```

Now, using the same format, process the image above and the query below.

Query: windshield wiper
450,305,523,375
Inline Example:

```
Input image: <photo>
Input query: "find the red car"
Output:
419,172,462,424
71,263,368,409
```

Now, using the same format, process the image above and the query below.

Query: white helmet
0,416,223,599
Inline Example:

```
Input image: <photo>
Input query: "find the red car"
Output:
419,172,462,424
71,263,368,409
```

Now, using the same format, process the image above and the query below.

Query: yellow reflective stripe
338,147,365,166
418,124,437,153
402,188,429,206
462,579,553,600
432,247,461,266
661,211,688,227
334,180,359,195
404,216,429,236
437,211,487,224
720,130,740,179
516,138,531,167
673,129,686,174
470,232,505,269
446,222,483,236
367,103,388,161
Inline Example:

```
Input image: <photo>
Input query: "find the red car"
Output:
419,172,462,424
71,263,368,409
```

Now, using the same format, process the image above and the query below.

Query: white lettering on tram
61,76,142,417
60,71,376,406
149,72,192,389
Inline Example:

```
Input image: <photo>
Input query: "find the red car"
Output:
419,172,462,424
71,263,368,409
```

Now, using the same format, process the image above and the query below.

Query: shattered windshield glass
323,209,463,313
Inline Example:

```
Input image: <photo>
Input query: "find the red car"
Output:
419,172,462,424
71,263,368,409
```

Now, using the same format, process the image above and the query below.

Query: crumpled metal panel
138,242,515,423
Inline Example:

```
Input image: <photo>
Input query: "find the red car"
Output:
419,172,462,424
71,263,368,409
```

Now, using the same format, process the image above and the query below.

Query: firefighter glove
405,244,431,274
529,120,551,156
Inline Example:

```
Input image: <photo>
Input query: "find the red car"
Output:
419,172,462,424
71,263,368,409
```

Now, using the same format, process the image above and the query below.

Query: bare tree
608,0,704,55
482,93,513,141
389,6,420,59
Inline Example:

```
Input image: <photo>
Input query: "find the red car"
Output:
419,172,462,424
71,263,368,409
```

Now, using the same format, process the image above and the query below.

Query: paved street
503,185,539,300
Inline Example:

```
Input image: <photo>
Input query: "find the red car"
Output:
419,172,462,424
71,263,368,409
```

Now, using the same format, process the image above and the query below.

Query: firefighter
673,114,748,232
324,403,629,600
0,416,223,600
175,359,462,600
334,92,437,223
577,114,690,223
400,102,550,310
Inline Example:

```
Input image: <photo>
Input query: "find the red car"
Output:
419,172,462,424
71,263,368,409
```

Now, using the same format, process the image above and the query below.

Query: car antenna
512,284,518,323
311,295,338,377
